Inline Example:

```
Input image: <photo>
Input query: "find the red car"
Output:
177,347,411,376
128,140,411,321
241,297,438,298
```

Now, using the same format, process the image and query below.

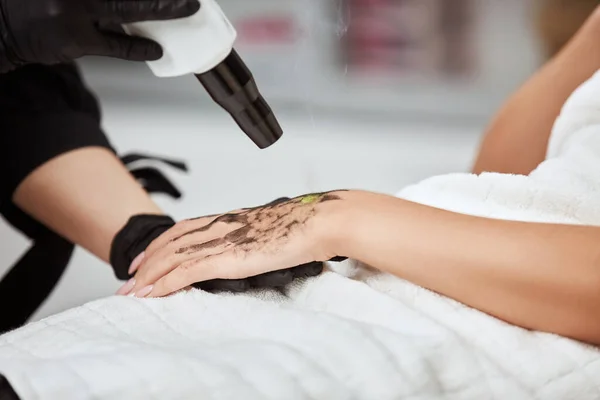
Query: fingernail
128,252,145,275
116,278,136,296
135,285,154,298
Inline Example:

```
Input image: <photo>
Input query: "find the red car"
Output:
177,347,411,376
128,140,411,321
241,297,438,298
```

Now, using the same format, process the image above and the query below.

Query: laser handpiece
124,0,283,148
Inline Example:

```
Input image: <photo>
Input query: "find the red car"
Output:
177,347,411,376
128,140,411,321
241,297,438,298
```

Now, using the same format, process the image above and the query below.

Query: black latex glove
110,214,176,281
0,0,200,73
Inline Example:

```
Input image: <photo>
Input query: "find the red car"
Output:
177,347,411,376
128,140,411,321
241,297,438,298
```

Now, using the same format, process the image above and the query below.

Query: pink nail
135,285,154,298
128,252,145,275
116,278,136,296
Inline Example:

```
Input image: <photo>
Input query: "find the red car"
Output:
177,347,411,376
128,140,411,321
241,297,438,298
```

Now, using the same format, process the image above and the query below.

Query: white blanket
4,72,600,400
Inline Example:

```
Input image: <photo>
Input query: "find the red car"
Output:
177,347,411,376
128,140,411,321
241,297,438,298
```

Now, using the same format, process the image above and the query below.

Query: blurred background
0,0,597,320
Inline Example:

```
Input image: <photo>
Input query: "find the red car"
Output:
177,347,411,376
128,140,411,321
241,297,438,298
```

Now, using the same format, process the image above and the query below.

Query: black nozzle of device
195,49,283,149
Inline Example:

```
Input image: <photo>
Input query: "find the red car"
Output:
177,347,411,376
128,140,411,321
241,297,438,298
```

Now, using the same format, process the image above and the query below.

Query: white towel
4,71,600,400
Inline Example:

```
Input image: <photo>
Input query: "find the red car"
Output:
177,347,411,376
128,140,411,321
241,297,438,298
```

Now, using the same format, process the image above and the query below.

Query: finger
144,237,314,297
150,253,305,297
93,32,163,61
143,215,218,261
133,241,222,293
144,210,247,260
136,213,239,286
132,223,235,292
146,257,226,297
128,251,146,275
95,0,200,24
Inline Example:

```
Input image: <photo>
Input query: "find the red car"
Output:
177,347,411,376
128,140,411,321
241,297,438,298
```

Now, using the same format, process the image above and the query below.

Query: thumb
95,0,201,23
94,32,163,61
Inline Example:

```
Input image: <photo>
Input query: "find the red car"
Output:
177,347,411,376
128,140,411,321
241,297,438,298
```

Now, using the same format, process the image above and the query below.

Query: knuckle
149,229,178,252
133,269,148,285
144,241,163,259
172,220,187,229
164,249,182,269
175,220,191,229
179,259,197,272
146,238,160,252
162,268,193,291
139,248,173,276
165,238,184,255
169,221,194,238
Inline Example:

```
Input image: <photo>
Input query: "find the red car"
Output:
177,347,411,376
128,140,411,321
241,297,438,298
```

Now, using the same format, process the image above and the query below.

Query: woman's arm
330,190,600,344
473,6,600,175
125,187,599,345
12,147,163,263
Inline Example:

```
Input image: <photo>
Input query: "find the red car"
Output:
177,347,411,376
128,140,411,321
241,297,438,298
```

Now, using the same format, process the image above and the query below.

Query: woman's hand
125,191,349,298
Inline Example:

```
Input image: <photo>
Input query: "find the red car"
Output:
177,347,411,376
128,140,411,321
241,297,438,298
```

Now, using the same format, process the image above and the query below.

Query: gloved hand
193,262,326,293
0,0,200,73
193,257,347,292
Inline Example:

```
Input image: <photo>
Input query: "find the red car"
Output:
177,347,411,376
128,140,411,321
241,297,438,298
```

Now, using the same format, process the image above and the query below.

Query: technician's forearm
333,191,600,344
473,7,600,175
13,147,163,262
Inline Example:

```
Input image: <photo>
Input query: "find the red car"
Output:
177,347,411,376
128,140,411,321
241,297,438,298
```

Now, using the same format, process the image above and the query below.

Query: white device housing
123,0,237,77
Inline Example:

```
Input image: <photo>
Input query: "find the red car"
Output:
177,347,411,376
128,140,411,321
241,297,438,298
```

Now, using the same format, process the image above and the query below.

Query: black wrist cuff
110,214,176,280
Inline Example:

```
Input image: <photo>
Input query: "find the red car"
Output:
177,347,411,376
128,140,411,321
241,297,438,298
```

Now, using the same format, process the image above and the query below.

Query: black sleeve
0,62,114,204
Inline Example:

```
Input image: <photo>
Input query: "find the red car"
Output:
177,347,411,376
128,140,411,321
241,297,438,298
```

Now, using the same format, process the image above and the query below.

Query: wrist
315,190,366,260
